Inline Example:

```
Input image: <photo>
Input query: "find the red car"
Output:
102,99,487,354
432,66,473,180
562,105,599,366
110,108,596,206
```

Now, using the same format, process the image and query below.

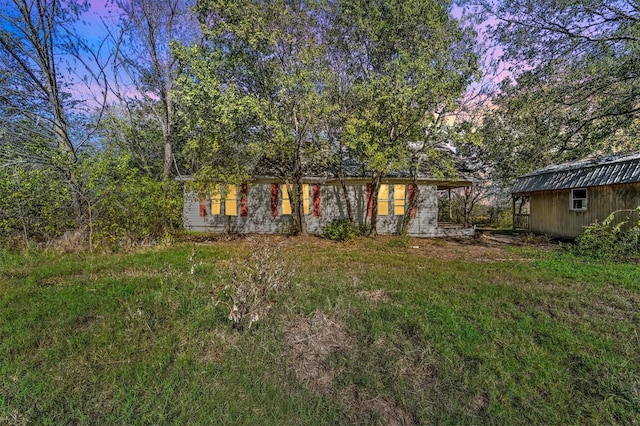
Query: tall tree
109,0,199,180
465,0,640,180
0,0,106,222
191,0,329,234
328,0,479,236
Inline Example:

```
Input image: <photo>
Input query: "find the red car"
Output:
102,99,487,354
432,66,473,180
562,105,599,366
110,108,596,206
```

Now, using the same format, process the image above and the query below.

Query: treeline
2,0,638,248
0,0,480,247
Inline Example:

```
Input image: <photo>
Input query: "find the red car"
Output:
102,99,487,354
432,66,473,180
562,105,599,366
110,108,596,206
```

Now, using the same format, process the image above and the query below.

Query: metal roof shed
511,152,640,238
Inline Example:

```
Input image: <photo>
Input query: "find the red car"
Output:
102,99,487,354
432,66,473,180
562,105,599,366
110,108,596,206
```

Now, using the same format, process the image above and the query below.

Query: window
378,184,389,216
210,185,222,215
281,184,292,215
366,183,390,216
225,185,237,216
571,188,588,210
394,185,405,215
303,184,310,215
206,184,244,216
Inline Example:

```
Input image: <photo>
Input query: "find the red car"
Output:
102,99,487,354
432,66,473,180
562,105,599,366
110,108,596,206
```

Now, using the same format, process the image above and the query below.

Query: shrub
322,219,367,241
573,207,640,261
221,238,293,330
0,166,75,246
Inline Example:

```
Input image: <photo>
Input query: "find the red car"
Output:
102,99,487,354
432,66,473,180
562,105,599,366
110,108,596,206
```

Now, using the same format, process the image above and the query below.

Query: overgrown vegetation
219,239,293,330
321,219,367,241
572,207,640,261
1,237,638,424
0,153,183,250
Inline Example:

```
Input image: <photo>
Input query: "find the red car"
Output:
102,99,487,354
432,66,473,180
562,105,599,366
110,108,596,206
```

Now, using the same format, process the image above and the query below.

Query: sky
59,1,506,111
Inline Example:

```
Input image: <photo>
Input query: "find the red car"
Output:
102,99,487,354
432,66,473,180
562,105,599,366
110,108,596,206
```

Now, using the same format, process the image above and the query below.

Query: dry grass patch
286,312,353,395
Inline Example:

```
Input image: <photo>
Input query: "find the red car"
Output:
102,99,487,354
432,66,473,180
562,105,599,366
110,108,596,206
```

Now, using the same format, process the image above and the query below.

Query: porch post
512,195,516,231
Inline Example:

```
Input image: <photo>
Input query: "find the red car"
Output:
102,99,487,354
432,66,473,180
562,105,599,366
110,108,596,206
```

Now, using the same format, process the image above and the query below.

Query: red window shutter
199,198,207,217
240,183,248,217
366,183,373,217
408,184,417,218
312,184,321,216
270,183,279,217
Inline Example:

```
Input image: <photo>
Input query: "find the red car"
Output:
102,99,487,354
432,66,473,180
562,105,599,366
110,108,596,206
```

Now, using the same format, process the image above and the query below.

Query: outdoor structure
181,176,475,237
511,151,640,238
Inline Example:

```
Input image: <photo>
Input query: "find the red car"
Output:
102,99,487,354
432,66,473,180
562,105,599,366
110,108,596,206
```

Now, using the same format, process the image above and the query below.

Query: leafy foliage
78,151,183,249
322,219,367,242
0,166,74,246
572,207,640,261
0,152,182,249
466,0,640,182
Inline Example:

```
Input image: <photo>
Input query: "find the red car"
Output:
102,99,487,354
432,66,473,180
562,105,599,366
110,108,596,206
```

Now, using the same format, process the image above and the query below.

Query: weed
572,207,640,261
220,238,293,330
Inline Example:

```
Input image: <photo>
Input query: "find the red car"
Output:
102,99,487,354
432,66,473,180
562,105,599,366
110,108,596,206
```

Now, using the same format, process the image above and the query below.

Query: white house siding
183,181,474,237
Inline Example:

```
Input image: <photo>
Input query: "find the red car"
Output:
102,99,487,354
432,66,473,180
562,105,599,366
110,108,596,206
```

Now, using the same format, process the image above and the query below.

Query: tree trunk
367,171,383,237
401,177,420,235
338,168,354,223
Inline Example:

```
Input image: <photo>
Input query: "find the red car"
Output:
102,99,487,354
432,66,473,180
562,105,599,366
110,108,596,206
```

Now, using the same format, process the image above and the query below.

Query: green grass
0,237,639,424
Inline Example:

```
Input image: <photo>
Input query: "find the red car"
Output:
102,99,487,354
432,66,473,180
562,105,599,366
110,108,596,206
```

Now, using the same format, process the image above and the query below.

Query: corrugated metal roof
512,151,640,194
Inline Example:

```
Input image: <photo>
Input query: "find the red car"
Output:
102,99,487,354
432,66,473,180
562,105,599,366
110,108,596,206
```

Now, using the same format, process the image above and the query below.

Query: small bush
322,219,367,242
221,238,293,330
572,207,640,261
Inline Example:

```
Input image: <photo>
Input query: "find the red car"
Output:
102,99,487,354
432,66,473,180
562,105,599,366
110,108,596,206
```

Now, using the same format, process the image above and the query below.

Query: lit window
571,188,587,210
210,185,221,215
225,185,237,216
303,184,310,215
281,184,292,215
394,185,405,215
378,184,389,216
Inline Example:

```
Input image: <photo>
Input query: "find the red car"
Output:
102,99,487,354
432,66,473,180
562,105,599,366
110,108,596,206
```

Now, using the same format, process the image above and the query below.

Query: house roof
512,151,640,194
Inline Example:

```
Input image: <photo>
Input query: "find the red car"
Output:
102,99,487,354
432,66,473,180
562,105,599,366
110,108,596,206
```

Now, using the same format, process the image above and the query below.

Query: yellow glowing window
378,184,389,216
210,184,221,215
281,184,292,215
394,185,405,216
225,185,237,216
303,184,310,215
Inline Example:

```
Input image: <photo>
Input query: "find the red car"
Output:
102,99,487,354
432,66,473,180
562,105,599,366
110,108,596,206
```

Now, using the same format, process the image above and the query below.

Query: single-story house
180,176,475,237
511,151,640,238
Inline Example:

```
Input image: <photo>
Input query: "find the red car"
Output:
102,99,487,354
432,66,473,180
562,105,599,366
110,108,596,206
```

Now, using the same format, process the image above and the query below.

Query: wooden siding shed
511,152,640,238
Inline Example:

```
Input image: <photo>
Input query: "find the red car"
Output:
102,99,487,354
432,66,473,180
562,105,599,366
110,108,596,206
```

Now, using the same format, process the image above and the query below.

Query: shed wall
183,182,473,237
529,182,640,238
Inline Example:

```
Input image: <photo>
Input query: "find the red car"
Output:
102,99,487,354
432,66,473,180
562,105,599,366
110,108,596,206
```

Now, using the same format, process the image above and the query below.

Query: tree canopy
466,0,640,181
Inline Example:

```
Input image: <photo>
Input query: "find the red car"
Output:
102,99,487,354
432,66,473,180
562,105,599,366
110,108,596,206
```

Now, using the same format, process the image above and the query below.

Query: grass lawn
0,235,638,424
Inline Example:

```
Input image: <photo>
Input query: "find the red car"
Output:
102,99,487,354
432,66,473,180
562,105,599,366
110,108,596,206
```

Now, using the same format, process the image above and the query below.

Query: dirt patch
286,312,352,395
286,313,423,425
339,385,416,426
357,289,391,304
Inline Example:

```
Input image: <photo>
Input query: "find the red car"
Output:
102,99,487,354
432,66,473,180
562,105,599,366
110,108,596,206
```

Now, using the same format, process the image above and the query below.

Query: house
511,151,640,238
180,175,475,237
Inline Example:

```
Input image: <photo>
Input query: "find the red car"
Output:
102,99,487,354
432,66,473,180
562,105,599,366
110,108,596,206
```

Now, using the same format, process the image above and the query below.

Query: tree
109,0,199,180
189,0,329,235
327,0,479,236
465,0,640,181
0,0,107,224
